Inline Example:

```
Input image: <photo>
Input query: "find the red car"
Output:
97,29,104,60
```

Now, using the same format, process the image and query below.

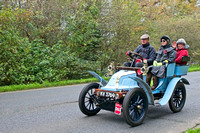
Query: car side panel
158,77,189,106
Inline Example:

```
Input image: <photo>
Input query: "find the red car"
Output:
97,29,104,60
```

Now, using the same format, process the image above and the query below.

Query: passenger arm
167,50,177,63
175,51,189,64
147,48,156,65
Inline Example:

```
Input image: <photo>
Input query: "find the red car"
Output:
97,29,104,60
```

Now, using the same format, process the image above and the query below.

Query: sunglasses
161,40,166,42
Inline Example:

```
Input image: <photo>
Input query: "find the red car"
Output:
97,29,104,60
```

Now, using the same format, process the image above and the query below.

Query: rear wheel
78,83,101,116
123,88,148,126
169,82,186,113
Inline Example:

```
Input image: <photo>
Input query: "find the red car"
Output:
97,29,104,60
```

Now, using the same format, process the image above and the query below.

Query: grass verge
185,128,200,133
188,64,200,72
0,65,199,93
0,77,110,92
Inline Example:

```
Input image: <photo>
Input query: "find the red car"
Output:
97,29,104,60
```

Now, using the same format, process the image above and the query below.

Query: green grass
0,65,199,93
188,64,200,72
186,128,200,133
0,77,110,92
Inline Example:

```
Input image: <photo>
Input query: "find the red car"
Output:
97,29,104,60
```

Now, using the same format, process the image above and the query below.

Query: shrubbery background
0,0,200,86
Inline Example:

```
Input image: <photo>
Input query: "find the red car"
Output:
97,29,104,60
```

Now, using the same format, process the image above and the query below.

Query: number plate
99,91,115,98
115,103,122,115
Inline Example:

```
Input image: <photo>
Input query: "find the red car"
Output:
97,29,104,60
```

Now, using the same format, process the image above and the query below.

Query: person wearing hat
124,34,156,68
146,35,177,90
175,38,189,65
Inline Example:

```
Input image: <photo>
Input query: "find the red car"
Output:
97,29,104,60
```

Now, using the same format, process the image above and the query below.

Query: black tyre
169,82,186,113
123,88,148,126
78,83,101,116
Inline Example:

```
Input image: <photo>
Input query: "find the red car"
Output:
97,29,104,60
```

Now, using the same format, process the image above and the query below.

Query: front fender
158,77,189,106
88,71,107,86
129,77,155,105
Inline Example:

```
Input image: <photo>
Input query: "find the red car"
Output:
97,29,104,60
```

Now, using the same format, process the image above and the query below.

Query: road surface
0,72,200,133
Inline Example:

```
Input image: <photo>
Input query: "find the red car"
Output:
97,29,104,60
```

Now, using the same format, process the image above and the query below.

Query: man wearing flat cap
124,34,156,67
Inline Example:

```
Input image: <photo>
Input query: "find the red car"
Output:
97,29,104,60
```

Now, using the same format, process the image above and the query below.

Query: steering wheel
129,52,143,61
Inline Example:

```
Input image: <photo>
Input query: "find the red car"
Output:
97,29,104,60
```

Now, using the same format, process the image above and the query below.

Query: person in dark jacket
124,34,156,67
175,38,189,65
147,36,177,90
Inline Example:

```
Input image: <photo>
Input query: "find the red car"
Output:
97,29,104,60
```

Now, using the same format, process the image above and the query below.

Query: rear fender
158,77,189,106
129,77,154,105
180,78,190,85
88,71,107,86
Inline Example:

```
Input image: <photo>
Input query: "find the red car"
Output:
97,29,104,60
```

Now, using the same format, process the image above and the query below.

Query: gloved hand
135,62,143,68
162,60,168,65
126,51,132,56
136,59,142,63
153,61,162,66
143,58,147,64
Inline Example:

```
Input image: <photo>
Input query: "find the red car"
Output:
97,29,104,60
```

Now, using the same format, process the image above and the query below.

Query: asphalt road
0,71,200,133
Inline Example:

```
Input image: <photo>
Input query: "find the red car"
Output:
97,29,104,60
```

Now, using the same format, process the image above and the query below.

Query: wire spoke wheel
169,82,186,113
79,83,101,116
129,95,145,121
123,88,148,127
84,89,96,110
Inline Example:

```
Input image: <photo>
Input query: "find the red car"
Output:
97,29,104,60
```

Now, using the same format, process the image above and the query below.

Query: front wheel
123,88,148,127
169,82,186,113
78,83,101,116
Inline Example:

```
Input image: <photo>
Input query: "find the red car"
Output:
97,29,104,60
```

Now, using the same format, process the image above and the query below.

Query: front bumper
94,89,127,112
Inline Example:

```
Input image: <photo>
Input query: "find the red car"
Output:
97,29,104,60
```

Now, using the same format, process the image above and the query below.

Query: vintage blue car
78,53,190,126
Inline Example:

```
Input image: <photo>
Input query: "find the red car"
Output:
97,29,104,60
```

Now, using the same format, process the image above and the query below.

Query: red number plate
115,103,122,115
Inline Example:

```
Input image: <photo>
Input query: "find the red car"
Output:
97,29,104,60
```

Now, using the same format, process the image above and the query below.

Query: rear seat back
174,65,189,76
174,56,190,76
166,63,176,77
166,56,190,77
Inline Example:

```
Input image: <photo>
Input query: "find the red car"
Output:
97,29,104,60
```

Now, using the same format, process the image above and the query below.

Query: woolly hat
140,34,150,40
176,38,190,49
176,38,186,45
160,35,170,43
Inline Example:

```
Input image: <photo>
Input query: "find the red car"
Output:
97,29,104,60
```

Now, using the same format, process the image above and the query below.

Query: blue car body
89,63,190,106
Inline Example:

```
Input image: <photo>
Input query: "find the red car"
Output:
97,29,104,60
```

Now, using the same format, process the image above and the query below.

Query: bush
0,6,101,86
0,35,99,86
1,1,200,86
